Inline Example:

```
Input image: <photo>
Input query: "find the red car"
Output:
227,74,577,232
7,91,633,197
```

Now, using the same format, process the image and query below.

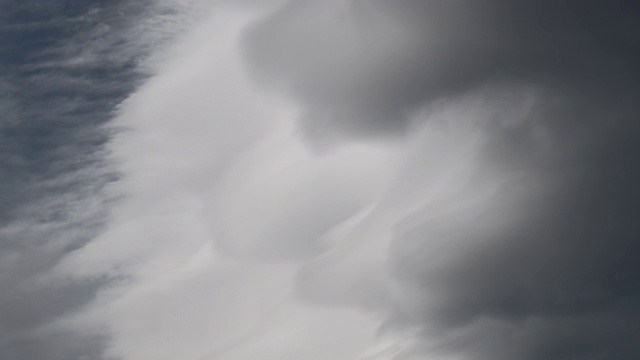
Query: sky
1,1,639,360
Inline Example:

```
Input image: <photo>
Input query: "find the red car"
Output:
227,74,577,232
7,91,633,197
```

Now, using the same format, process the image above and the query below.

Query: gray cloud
389,90,640,359
244,1,640,359
4,1,637,359
243,0,640,139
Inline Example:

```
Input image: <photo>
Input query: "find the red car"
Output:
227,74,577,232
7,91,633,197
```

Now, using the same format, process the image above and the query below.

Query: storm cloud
244,0,640,137
3,1,640,360
244,1,640,359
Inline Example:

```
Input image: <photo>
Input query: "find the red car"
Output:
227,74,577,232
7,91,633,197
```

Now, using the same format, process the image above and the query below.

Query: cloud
385,90,640,360
6,1,636,360
243,0,640,140
50,9,397,360
0,1,210,359
242,1,640,359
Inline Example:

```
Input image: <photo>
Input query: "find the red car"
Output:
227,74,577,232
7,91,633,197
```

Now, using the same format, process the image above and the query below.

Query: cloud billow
244,1,640,359
4,1,637,359
243,0,640,137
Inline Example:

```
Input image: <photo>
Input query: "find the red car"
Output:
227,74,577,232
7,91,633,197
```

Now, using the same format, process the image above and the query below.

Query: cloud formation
242,1,640,359
47,10,401,360
4,1,639,360
0,1,208,358
244,0,640,138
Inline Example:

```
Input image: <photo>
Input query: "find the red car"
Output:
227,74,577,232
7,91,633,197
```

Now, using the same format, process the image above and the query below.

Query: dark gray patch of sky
0,1,162,359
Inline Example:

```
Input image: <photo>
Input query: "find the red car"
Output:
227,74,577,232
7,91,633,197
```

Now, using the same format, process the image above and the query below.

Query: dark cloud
389,90,640,359
243,0,640,140
245,1,640,359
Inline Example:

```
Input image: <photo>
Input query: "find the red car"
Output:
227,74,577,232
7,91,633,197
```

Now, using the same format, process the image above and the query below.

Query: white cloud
49,7,401,360
49,3,532,360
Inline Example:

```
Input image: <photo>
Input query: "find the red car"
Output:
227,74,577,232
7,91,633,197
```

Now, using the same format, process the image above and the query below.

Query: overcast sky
2,1,640,360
